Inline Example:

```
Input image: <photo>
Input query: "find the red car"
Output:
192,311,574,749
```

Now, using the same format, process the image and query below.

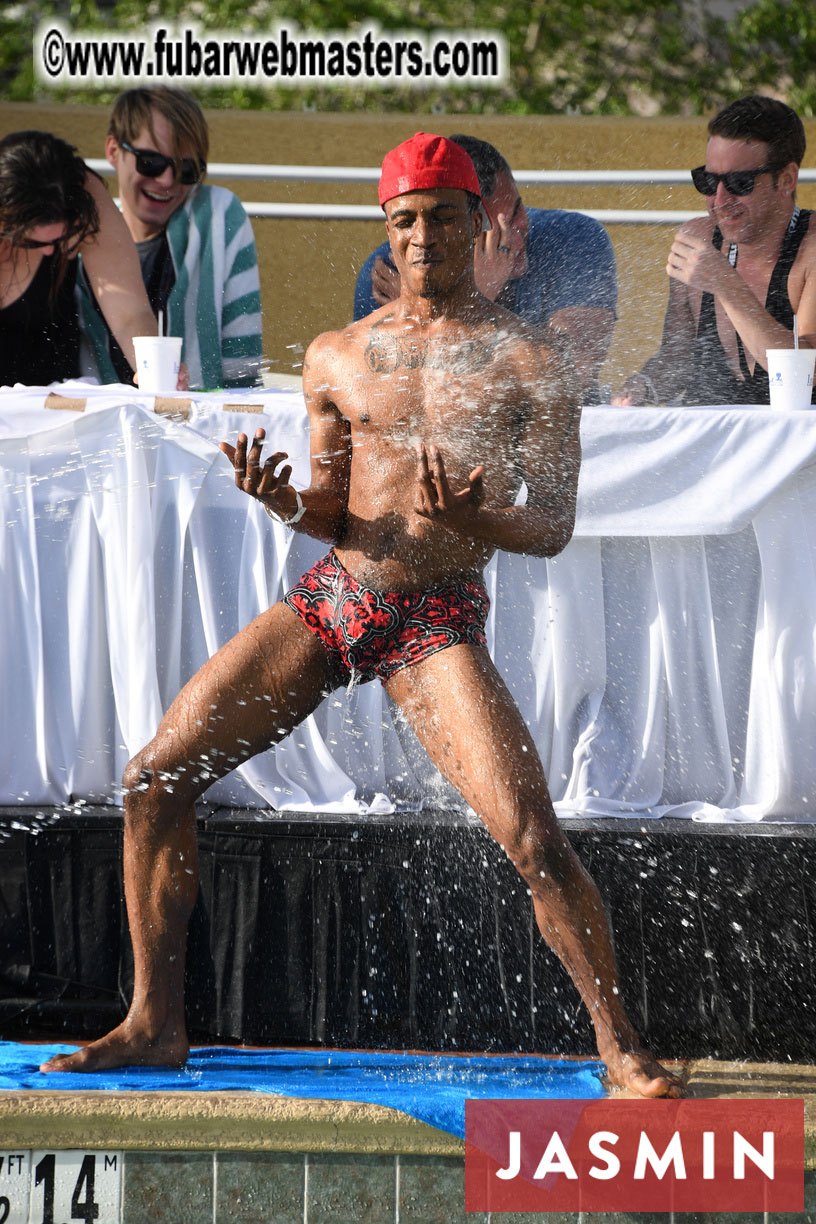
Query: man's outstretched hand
415,442,485,531
219,428,294,515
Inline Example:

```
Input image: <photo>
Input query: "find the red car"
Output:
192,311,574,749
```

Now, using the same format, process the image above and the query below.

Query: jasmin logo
465,1098,803,1212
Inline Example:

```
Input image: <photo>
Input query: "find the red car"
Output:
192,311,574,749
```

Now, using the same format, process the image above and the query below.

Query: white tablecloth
2,382,815,821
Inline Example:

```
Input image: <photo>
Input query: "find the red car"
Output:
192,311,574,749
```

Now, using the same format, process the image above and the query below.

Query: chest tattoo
364,332,497,377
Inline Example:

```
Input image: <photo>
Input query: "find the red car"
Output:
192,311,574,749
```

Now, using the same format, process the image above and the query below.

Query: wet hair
448,134,512,200
708,95,806,171
0,130,99,294
109,87,209,167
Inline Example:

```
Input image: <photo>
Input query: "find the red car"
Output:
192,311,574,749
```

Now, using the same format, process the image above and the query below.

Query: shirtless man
615,95,816,406
42,132,680,1097
355,133,617,403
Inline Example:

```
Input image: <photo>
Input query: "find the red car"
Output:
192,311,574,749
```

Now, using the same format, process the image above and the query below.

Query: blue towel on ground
0,1042,605,1139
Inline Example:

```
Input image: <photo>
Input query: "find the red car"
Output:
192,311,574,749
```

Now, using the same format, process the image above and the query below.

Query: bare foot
39,1020,189,1074
601,1045,685,1098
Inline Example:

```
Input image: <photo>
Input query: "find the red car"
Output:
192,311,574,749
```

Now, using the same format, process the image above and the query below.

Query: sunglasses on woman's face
3,230,72,250
119,140,204,186
690,163,786,197
15,235,64,249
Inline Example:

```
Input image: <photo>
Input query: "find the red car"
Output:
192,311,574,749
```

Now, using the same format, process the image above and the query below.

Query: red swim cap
378,132,482,207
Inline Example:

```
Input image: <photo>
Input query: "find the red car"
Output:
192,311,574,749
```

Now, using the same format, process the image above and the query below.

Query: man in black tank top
614,96,816,407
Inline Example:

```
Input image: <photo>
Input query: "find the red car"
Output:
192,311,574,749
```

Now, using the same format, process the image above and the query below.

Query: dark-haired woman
0,129,156,386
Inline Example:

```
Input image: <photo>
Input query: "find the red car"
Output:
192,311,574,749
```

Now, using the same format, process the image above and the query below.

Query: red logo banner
465,1098,803,1212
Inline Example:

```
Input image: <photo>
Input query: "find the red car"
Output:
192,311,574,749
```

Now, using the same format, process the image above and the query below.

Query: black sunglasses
12,234,64,250
690,162,786,197
119,140,204,186
2,229,77,251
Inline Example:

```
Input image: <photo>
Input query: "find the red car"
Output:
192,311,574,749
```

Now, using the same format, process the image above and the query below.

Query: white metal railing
164,200,705,225
86,159,816,226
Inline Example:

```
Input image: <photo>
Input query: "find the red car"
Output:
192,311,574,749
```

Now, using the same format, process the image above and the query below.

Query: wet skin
42,186,682,1098
368,171,614,393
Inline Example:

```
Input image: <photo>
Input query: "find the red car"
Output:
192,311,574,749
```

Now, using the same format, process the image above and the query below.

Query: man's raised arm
220,333,352,544
665,221,816,368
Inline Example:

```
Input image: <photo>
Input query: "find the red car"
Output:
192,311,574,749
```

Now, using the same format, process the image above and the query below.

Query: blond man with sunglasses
78,87,263,390
614,95,816,406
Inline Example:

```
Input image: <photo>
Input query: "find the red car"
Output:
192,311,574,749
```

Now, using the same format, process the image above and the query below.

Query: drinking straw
793,314,799,349
158,309,164,338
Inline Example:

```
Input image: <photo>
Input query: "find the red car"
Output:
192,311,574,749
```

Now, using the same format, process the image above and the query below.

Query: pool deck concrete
1,1057,815,1162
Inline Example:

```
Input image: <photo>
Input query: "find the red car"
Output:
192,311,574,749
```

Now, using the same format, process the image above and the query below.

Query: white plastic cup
766,348,816,411
132,336,182,394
